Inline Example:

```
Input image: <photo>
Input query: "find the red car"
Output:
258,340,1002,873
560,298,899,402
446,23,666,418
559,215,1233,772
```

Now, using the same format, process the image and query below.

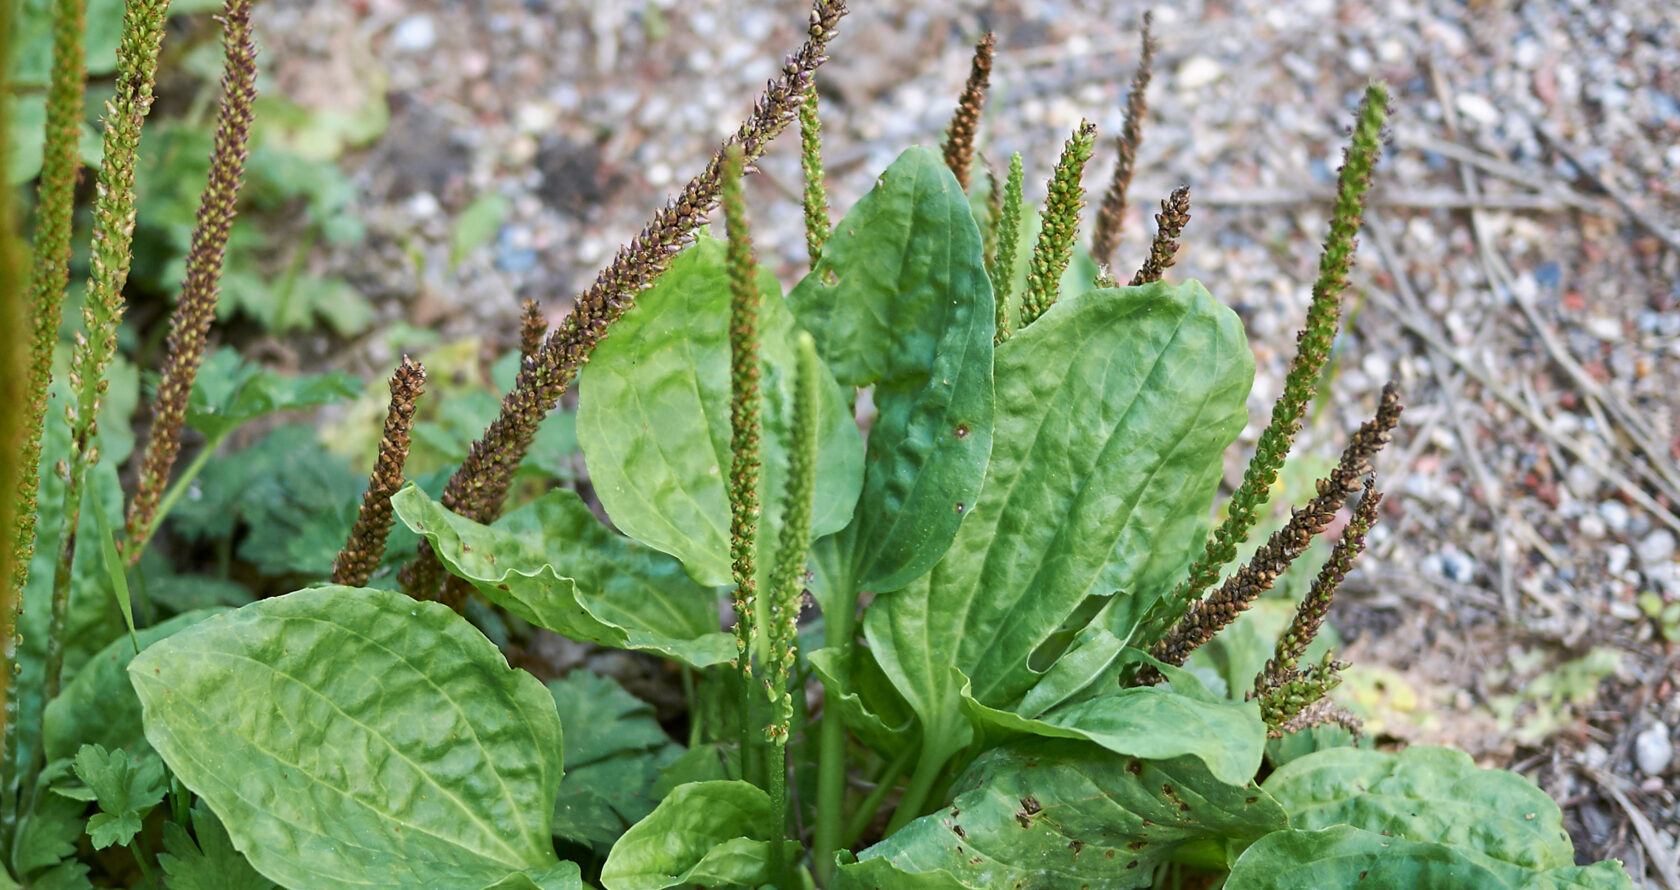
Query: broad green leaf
130,586,568,890
393,485,734,668
186,348,360,441
840,740,1286,890
577,236,863,587
1263,746,1577,874
865,281,1252,763
960,685,1267,788
44,610,221,766
13,793,92,878
547,674,681,852
788,147,995,592
1224,826,1635,890
807,646,917,757
158,802,276,890
601,780,800,890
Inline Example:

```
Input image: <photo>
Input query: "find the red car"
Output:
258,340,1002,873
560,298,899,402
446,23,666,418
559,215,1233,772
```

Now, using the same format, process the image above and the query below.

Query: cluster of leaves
0,1,1639,889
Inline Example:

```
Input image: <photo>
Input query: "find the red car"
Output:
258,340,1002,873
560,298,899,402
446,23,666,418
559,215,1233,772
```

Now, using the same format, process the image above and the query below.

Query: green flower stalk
11,0,87,611
1089,12,1154,268
519,298,546,362
722,145,762,679
408,0,848,601
124,0,256,563
1018,120,1096,329
44,0,171,701
988,152,1025,342
1146,385,1401,674
941,32,993,193
0,0,35,835
332,358,425,589
1128,184,1190,286
1137,84,1390,646
798,83,829,268
763,332,820,889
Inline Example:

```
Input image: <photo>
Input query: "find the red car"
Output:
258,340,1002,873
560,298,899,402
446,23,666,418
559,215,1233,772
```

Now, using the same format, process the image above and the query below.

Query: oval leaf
577,237,863,587
393,485,734,668
865,281,1253,758
841,740,1286,890
1263,746,1577,873
1225,825,1634,890
788,147,996,592
130,587,567,890
961,685,1267,788
600,780,799,890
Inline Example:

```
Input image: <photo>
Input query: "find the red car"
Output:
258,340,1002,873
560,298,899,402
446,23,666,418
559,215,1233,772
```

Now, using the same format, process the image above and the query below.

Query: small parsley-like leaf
159,803,276,890
70,743,167,849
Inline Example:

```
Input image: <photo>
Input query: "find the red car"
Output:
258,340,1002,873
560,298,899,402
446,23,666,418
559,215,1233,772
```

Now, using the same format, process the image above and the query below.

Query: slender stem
767,737,790,888
129,433,224,561
840,742,914,849
884,741,948,836
812,575,857,885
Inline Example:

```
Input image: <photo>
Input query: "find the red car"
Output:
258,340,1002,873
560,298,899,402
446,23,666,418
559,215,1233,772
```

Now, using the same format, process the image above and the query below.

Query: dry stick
1584,767,1680,890
124,0,257,563
941,32,993,192
1427,68,1524,615
1128,185,1190,286
1089,11,1154,268
1358,221,1680,537
404,0,849,604
331,358,425,588
1536,125,1680,256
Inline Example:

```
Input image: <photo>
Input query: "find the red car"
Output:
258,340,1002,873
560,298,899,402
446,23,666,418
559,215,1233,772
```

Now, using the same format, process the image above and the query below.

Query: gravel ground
253,0,1679,882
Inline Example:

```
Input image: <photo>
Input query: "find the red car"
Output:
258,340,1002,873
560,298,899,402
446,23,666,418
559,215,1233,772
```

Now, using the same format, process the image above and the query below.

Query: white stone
1638,530,1676,566
390,14,437,52
1578,514,1607,539
1607,544,1631,576
1177,56,1224,90
1454,93,1501,128
1635,724,1673,776
1599,500,1632,535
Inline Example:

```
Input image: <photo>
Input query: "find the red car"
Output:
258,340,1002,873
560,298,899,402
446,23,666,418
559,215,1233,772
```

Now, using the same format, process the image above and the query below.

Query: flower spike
332,358,426,589
989,152,1026,343
1018,120,1097,328
125,0,258,562
406,0,848,601
942,33,994,192
1128,184,1190,286
1090,12,1155,267
1137,83,1390,642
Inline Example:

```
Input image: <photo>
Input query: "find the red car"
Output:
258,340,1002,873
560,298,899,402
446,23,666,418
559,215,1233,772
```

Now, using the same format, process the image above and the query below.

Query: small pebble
1177,56,1224,90
1454,93,1501,128
1578,514,1607,539
1599,500,1632,535
1635,724,1673,776
1440,549,1477,584
1607,544,1632,576
390,14,437,52
1637,530,1676,566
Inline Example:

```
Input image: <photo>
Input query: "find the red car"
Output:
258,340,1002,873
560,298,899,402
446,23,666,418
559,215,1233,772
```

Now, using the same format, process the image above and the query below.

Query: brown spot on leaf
1020,796,1042,815
954,423,970,439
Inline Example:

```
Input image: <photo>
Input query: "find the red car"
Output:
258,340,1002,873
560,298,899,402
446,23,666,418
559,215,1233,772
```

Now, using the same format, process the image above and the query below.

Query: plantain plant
0,0,1640,888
